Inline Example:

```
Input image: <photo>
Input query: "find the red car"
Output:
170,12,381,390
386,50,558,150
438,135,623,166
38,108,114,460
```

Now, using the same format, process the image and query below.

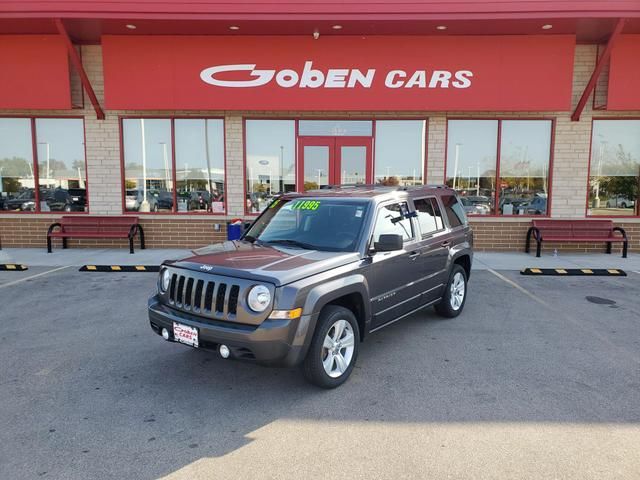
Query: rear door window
441,194,468,228
413,197,445,236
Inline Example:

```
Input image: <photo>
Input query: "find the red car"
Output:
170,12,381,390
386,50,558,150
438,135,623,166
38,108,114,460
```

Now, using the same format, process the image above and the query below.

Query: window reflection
0,118,35,212
446,120,498,215
245,120,296,213
175,119,225,213
375,120,425,186
298,120,372,136
499,120,551,216
588,120,640,217
36,118,87,212
123,119,173,212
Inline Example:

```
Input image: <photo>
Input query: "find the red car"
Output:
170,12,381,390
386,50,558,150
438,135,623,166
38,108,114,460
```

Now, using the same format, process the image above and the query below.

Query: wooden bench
47,216,145,254
526,219,627,258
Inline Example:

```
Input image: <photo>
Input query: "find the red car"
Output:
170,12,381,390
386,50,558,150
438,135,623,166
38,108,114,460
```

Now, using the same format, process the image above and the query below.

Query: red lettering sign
607,35,640,111
103,35,575,111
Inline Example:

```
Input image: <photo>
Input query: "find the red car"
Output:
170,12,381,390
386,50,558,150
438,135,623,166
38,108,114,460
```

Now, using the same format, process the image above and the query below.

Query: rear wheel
303,306,359,389
434,264,468,318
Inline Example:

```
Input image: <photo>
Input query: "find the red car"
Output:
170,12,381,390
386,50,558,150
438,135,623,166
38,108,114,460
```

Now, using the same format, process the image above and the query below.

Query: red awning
607,35,640,110
0,35,71,109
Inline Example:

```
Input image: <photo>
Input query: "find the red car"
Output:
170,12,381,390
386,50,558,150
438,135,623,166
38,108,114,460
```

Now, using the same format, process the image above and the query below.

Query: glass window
123,119,173,212
446,119,553,216
0,117,86,214
298,120,372,136
441,194,467,228
245,120,296,214
499,120,551,216
175,119,225,213
372,202,413,242
588,120,640,216
35,118,87,213
414,197,444,235
446,120,498,215
375,120,426,186
0,118,35,212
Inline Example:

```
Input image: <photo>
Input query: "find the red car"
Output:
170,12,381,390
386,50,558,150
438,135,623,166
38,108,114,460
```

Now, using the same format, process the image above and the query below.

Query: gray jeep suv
148,185,473,388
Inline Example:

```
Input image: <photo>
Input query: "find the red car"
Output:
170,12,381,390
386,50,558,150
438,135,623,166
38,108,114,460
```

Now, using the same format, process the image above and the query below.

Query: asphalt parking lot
1,267,639,479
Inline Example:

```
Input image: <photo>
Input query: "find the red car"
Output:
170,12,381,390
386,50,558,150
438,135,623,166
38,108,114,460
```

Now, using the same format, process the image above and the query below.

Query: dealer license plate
173,322,199,348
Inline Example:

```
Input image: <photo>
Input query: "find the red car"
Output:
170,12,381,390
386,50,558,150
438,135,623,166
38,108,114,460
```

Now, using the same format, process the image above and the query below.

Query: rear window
413,197,445,236
441,195,467,228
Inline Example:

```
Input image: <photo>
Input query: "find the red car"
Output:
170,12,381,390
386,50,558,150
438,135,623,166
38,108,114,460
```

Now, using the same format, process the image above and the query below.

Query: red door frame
297,136,373,190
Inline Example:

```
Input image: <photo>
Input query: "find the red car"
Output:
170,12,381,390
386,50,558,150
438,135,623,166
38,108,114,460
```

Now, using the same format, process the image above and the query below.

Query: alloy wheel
322,319,355,378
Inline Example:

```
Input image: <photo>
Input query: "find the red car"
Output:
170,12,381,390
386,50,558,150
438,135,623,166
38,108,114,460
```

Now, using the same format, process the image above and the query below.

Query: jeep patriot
149,185,473,388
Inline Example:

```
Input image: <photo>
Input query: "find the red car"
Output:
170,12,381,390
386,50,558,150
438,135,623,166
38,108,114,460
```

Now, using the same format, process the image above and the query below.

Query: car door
411,196,450,304
366,200,424,330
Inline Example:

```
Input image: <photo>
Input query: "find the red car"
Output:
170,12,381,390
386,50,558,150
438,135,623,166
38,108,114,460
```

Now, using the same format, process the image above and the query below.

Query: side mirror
373,234,403,252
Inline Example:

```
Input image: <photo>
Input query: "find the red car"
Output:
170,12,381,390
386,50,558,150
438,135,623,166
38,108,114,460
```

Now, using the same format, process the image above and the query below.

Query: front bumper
148,295,312,367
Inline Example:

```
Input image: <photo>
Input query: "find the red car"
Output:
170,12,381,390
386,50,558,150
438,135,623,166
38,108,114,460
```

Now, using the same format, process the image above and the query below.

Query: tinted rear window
441,195,467,228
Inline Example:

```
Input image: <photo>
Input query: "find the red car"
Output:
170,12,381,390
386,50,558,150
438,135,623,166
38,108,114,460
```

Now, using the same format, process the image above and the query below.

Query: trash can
227,219,244,241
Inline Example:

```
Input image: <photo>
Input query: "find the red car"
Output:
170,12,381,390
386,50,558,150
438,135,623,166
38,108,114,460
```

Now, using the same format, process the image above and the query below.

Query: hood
169,240,361,286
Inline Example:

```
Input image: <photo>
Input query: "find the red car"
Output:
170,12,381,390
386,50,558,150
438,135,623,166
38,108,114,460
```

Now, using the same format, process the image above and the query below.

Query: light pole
139,119,150,212
453,143,461,190
279,145,284,193
38,142,50,184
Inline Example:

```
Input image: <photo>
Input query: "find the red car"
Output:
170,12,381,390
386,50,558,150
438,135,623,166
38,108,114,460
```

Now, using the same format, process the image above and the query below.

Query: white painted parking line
487,268,551,308
0,266,71,290
488,268,640,364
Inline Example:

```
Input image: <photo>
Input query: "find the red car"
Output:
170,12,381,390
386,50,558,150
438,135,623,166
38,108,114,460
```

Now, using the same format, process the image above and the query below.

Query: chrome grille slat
215,283,227,313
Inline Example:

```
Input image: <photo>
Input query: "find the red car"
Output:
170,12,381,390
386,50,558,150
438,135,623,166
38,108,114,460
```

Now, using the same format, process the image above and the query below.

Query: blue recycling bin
227,221,243,241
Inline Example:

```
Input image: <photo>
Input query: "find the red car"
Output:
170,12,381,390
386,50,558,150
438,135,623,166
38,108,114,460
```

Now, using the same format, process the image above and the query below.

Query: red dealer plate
173,322,199,348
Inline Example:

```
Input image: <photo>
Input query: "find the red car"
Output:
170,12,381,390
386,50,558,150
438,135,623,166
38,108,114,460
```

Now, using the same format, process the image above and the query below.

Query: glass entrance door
298,137,372,191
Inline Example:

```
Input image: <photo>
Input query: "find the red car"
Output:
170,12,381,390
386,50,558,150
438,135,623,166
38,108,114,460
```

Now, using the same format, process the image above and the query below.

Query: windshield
244,198,370,252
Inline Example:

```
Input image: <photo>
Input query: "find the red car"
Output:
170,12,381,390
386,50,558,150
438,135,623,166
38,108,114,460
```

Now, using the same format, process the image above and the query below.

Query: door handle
409,251,421,259
441,241,451,248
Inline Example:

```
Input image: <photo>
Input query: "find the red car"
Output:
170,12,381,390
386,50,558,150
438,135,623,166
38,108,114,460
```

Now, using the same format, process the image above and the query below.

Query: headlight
159,269,171,293
247,285,271,312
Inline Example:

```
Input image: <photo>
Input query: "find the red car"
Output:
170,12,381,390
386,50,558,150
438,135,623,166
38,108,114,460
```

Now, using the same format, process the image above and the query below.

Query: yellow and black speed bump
521,268,626,276
0,264,28,271
79,265,160,273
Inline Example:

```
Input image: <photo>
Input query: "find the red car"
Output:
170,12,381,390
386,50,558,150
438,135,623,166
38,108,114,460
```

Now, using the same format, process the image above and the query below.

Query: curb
79,265,160,272
0,264,28,271
521,268,626,276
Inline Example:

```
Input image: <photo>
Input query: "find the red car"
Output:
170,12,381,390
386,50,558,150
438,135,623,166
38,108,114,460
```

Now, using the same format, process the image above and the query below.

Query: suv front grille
168,273,241,319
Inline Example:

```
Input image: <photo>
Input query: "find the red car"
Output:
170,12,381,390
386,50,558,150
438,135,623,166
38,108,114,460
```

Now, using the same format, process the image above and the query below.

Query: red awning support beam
571,18,625,122
54,18,105,120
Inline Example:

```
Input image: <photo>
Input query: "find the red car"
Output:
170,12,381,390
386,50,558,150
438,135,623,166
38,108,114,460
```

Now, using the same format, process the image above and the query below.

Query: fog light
219,344,230,359
161,328,170,340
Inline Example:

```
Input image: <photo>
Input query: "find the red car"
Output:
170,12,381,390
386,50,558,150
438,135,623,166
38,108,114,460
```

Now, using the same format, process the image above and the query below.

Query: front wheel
303,306,359,389
434,264,468,318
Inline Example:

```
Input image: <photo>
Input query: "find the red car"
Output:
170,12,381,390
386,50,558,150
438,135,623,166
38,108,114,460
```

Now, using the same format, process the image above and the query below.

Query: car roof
279,184,452,201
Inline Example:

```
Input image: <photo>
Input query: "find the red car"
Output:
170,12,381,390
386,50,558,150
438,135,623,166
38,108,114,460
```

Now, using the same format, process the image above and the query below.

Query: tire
303,305,359,389
434,264,468,318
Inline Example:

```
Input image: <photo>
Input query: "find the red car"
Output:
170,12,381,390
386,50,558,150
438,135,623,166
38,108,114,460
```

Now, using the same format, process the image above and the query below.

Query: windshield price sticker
291,200,321,211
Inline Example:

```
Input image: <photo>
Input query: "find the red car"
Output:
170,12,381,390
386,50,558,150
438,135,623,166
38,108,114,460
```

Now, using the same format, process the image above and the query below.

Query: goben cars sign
103,35,575,111
199,62,473,90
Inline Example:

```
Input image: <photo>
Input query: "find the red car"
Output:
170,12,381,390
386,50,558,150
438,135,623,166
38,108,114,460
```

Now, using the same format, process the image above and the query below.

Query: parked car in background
125,189,159,212
189,190,210,211
44,188,87,212
4,189,36,211
499,196,530,215
520,193,548,215
606,195,635,209
460,196,491,215
153,190,174,211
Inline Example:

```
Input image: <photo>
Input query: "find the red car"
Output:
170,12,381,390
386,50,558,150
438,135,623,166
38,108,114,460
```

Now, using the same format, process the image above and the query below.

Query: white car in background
606,195,635,209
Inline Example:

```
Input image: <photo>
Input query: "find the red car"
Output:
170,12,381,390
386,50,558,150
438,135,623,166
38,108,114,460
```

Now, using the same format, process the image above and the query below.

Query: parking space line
0,266,71,290
488,268,639,364
487,268,551,308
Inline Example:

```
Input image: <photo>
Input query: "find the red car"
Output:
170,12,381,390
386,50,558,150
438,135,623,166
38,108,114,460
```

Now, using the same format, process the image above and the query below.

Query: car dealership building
1,1,640,252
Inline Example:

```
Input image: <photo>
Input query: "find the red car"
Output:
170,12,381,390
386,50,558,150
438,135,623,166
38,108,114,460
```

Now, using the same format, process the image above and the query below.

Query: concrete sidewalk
1,246,638,271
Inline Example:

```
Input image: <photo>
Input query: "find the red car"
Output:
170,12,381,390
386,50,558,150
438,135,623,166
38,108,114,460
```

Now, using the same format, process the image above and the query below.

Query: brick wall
0,216,227,249
470,219,639,254
1,43,640,251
